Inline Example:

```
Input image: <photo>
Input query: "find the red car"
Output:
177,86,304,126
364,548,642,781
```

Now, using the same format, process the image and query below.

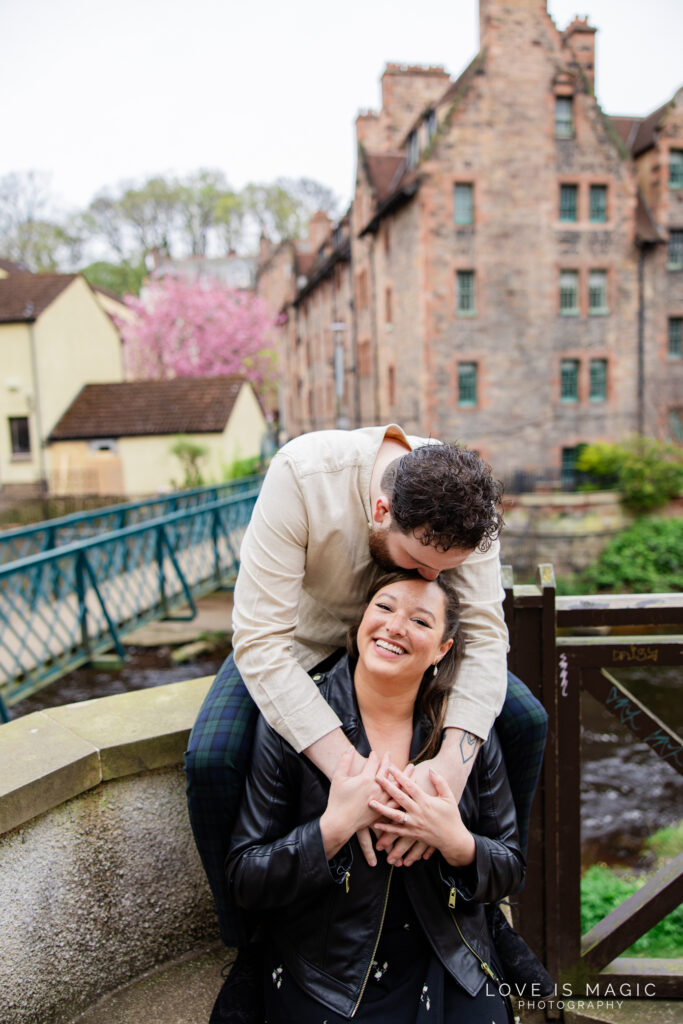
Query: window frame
454,182,474,226
559,183,578,222
457,361,478,408
560,359,580,403
589,184,608,223
589,358,607,402
588,269,609,315
9,416,31,458
668,317,682,359
669,150,683,190
555,96,574,139
667,230,683,270
455,269,476,317
559,270,579,315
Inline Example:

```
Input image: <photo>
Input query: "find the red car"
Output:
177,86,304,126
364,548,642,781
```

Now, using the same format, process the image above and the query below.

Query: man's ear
372,495,392,526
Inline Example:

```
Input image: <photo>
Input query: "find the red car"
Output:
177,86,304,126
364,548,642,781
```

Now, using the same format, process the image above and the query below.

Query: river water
10,648,682,872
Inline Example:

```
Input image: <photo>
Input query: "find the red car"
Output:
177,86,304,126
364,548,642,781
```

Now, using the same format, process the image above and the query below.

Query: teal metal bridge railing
0,487,261,722
0,477,264,566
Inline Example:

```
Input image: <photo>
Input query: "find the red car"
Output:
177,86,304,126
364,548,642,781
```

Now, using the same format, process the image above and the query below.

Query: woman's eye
376,602,392,611
413,618,430,628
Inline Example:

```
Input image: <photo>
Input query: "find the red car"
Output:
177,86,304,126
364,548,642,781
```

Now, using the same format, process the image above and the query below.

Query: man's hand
373,728,482,866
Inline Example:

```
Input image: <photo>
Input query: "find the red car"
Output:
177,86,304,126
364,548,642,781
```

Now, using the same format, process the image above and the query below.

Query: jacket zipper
448,887,500,982
351,865,394,1017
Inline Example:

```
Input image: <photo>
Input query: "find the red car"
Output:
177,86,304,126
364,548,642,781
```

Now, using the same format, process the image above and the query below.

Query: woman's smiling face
356,577,453,684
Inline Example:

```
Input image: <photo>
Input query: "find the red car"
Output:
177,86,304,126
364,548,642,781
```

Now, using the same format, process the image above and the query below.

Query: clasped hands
319,749,476,869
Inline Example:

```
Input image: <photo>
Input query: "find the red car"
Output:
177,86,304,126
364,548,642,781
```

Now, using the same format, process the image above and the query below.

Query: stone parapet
0,677,220,1024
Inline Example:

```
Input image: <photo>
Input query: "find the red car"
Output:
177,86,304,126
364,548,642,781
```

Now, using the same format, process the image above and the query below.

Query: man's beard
368,528,397,571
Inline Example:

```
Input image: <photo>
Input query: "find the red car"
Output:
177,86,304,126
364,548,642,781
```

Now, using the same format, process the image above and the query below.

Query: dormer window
407,131,419,168
555,96,574,138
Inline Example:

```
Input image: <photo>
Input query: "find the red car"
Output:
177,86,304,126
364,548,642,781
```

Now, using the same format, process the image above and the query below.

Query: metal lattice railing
0,489,260,720
0,477,264,566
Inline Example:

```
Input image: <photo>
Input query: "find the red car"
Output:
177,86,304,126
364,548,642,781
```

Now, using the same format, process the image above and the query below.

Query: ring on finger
402,813,408,825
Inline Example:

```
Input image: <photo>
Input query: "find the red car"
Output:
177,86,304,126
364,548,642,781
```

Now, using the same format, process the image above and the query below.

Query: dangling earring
432,663,439,678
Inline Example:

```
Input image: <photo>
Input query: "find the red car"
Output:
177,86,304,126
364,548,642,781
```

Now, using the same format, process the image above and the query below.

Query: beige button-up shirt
232,425,509,752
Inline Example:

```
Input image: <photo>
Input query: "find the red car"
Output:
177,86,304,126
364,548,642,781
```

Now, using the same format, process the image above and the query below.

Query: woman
227,572,523,1023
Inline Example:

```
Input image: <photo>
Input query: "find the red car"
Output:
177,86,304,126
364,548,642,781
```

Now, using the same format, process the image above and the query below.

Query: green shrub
581,863,683,957
170,436,209,488
578,517,683,593
577,437,683,513
221,454,262,481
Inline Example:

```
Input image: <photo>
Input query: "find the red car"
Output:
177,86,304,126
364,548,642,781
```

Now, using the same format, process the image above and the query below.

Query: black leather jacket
227,655,525,1018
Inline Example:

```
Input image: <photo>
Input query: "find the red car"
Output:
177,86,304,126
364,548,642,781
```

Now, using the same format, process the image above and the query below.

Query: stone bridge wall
0,678,219,1024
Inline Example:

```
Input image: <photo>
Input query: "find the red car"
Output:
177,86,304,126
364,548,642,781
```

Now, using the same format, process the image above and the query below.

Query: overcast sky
2,0,681,217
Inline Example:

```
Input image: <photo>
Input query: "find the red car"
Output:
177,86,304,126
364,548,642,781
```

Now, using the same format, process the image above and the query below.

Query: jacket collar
318,654,432,761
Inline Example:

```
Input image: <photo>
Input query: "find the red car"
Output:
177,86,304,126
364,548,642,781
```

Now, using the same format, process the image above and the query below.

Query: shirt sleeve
442,537,509,741
231,454,343,752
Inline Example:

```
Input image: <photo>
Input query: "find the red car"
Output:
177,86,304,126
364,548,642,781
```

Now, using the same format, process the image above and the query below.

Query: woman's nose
387,612,407,635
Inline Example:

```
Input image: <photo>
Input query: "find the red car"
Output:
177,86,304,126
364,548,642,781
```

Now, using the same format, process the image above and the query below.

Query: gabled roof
49,375,248,440
631,100,673,157
0,273,77,323
608,116,643,151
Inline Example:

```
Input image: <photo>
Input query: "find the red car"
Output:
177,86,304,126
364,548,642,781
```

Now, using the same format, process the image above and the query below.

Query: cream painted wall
36,277,124,437
0,322,39,485
223,380,268,464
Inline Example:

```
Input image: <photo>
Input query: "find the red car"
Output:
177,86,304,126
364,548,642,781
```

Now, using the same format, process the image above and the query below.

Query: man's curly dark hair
381,443,504,552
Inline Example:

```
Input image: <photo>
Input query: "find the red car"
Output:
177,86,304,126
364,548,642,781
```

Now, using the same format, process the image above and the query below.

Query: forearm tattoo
459,731,480,764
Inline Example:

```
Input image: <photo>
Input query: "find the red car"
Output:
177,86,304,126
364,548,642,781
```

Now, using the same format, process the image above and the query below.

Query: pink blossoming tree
117,276,276,394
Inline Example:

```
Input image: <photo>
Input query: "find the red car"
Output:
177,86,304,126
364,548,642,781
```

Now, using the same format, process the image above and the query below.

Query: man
186,425,547,1022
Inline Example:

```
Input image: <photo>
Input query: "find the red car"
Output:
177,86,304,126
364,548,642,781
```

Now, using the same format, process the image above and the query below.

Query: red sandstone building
257,0,683,485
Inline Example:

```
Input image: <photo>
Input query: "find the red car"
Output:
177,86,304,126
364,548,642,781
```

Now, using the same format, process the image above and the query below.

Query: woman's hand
320,750,387,860
370,765,476,868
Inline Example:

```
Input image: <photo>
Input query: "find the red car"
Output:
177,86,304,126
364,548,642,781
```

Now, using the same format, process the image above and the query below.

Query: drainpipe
28,319,48,495
636,245,645,436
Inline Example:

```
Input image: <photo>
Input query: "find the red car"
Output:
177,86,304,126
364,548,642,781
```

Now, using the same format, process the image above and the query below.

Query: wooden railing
503,565,683,1003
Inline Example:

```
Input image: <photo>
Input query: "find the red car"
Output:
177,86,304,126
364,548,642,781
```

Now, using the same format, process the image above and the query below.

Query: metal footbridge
0,478,262,721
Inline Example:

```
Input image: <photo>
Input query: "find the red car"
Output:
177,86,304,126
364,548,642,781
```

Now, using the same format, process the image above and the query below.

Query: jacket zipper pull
345,871,350,894
448,887,456,909
480,961,496,980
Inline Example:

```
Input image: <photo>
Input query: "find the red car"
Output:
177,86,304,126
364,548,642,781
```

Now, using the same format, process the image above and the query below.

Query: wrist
320,809,349,860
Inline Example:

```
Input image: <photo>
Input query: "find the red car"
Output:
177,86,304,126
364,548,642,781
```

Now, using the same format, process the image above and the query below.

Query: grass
581,822,683,958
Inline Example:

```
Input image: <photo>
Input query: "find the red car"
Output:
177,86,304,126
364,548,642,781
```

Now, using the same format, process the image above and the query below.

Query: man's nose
417,566,439,581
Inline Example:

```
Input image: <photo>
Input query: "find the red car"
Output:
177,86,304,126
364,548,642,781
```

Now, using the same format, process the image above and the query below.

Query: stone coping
0,676,213,837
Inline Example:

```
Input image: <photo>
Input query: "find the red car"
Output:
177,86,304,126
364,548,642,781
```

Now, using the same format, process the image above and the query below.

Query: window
561,360,579,402
358,340,372,377
670,150,683,189
668,230,683,269
589,359,607,401
669,318,682,359
407,131,419,168
456,270,476,315
356,270,368,310
561,446,580,488
559,184,578,222
589,185,607,223
555,96,573,138
457,362,478,407
668,409,683,442
426,109,438,143
387,365,396,407
454,183,474,225
385,286,392,325
9,416,30,457
588,270,608,314
559,270,579,314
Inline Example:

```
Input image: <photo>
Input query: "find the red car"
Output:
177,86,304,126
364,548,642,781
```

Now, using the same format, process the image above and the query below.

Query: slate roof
49,376,247,440
364,154,406,201
0,273,77,322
